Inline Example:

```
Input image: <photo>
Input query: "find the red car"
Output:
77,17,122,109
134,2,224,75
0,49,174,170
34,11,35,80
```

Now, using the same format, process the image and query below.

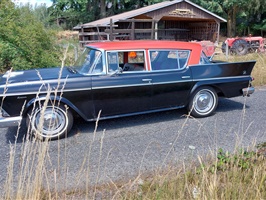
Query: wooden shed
73,0,226,45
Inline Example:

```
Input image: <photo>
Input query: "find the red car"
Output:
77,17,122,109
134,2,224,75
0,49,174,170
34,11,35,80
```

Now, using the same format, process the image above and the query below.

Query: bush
0,0,60,72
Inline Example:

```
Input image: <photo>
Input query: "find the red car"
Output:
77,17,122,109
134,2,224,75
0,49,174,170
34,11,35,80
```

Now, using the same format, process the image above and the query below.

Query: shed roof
74,0,226,30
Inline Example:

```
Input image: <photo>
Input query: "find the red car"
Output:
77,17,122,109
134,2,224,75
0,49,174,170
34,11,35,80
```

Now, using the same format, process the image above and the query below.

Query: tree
192,0,266,37
192,0,243,37
0,0,60,71
49,0,166,29
242,0,266,36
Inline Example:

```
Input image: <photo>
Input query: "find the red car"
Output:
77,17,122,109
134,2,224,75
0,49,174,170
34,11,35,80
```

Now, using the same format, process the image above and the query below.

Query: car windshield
74,47,103,74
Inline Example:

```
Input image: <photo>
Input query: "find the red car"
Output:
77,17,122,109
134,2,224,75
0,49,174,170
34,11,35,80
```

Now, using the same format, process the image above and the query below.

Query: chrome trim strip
0,87,92,97
0,75,251,96
0,79,62,88
92,79,192,90
152,80,190,85
92,83,153,89
193,75,251,82
90,105,186,121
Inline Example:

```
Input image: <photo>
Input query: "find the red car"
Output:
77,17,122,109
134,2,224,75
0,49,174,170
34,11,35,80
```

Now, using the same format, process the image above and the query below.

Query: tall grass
213,50,266,86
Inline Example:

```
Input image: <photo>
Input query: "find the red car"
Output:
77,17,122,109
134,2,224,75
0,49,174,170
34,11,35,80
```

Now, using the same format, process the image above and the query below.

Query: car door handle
142,79,152,83
181,76,191,79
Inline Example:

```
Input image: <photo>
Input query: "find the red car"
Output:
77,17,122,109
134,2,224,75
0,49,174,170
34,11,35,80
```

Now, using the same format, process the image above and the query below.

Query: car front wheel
27,103,73,140
188,87,218,118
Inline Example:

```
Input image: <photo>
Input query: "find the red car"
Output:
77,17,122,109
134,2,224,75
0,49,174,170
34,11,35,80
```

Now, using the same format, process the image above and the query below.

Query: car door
148,50,193,109
91,51,153,118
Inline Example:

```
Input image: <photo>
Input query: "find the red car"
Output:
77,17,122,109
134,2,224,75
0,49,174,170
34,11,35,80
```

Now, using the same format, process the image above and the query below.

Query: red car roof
86,40,202,65
86,40,201,50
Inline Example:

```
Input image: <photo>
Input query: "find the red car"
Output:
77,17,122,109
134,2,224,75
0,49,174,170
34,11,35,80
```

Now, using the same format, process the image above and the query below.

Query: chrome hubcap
33,106,67,137
194,90,214,114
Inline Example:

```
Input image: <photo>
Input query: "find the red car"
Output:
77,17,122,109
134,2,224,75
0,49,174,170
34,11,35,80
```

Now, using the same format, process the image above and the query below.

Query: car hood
0,67,77,84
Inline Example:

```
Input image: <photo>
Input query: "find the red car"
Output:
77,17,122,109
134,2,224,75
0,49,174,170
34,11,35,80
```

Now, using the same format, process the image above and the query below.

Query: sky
12,0,53,7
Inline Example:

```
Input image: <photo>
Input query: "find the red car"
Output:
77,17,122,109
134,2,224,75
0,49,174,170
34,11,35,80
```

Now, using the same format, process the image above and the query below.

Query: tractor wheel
232,39,248,55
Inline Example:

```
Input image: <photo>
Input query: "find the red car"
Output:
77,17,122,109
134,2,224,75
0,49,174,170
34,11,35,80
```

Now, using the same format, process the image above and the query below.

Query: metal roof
73,0,226,30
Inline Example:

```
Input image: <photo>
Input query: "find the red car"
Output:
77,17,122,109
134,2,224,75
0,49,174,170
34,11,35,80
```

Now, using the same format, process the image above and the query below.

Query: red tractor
222,36,266,55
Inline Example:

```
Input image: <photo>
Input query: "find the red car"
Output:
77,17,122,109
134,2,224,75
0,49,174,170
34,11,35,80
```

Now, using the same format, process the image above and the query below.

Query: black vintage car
0,41,255,139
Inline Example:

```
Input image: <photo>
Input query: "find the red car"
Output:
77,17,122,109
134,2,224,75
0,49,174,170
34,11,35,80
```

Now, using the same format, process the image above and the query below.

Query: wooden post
81,25,84,42
215,20,220,45
151,20,155,39
131,21,135,40
80,25,85,46
110,18,114,41
155,21,158,40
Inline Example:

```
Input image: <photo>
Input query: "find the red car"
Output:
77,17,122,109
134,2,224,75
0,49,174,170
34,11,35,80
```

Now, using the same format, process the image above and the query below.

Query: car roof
85,40,202,65
85,40,202,51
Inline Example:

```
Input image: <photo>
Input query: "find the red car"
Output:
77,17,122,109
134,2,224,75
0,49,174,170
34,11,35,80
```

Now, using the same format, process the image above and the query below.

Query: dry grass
118,150,266,200
213,48,266,86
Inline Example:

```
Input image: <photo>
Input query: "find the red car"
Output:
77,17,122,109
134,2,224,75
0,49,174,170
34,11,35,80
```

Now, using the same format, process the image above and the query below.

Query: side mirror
109,67,123,76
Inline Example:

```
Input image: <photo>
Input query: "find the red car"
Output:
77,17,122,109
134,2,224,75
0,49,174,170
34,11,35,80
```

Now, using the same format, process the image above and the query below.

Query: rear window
200,51,211,64
149,50,190,71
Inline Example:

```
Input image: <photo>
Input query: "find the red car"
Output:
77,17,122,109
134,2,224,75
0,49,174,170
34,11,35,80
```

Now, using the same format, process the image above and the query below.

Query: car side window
122,51,146,72
107,50,146,73
150,50,190,71
200,52,211,64
107,52,119,72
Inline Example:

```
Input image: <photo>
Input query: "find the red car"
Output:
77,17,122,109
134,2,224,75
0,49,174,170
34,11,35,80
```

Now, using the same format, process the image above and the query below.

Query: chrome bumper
0,114,22,128
242,87,255,96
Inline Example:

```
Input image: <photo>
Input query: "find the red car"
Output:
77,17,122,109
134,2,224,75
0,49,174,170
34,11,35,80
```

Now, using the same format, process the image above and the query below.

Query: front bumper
242,87,255,96
0,111,22,128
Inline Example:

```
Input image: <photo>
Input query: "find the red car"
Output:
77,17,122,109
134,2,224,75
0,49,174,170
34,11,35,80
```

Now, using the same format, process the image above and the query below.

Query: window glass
107,52,119,72
91,52,103,74
200,51,211,64
128,51,144,63
150,50,190,71
178,50,190,68
108,51,146,72
74,48,103,74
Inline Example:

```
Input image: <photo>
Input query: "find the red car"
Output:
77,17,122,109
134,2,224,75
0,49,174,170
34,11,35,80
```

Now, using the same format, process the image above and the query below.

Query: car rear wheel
27,103,73,140
188,87,218,118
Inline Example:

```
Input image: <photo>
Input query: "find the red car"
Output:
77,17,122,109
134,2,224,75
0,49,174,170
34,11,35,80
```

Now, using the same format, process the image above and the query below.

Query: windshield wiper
67,66,77,74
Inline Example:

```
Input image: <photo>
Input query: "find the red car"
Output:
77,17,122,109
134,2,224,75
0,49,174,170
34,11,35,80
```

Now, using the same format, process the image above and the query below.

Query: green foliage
49,0,165,29
0,0,60,72
46,0,266,37
33,4,53,29
191,0,266,36
212,148,256,172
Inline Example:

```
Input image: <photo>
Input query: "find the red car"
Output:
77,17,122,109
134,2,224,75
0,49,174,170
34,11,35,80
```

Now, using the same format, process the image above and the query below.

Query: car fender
24,95,87,119
189,80,225,98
